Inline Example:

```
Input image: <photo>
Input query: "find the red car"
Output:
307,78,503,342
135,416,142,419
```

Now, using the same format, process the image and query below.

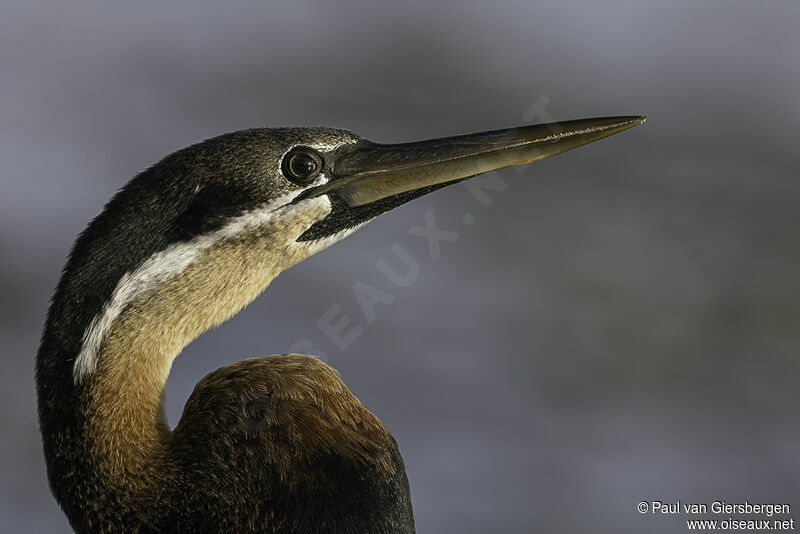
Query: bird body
36,119,643,532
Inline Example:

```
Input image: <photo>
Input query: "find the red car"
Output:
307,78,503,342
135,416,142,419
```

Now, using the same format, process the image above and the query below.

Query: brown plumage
37,128,416,533
85,353,410,533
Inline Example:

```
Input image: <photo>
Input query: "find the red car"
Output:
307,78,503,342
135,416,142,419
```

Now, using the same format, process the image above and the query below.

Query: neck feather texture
83,199,332,480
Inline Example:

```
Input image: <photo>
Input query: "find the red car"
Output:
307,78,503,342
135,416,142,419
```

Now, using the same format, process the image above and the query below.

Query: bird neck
83,216,331,481
37,201,330,498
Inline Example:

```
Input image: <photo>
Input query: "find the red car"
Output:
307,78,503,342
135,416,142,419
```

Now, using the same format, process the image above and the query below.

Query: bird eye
282,148,323,185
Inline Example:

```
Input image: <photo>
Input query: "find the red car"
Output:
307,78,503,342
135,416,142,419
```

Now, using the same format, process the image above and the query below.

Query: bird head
63,117,644,385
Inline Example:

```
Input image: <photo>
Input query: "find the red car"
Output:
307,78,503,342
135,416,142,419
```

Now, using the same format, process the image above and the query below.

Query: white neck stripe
72,191,303,385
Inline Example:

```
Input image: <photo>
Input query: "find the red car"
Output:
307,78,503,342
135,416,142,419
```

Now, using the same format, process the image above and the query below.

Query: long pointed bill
296,116,645,241
308,116,645,208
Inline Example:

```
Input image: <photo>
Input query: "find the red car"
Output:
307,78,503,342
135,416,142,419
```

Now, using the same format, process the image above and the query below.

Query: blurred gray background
2,1,798,532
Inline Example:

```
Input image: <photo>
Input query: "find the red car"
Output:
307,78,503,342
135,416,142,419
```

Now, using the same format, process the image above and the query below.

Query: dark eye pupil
282,147,322,185
289,154,317,178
